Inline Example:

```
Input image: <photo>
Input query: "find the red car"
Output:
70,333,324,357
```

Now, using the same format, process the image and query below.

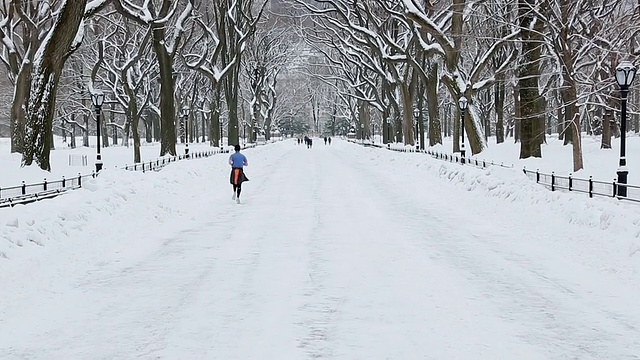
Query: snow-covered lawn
1,138,639,358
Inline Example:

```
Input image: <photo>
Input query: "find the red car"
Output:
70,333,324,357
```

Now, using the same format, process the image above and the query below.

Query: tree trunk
427,63,442,146
210,91,221,147
225,70,240,146
22,0,86,170
70,115,77,149
513,83,520,142
602,108,612,149
10,61,32,153
518,0,543,159
495,73,505,144
102,109,109,147
151,25,177,156
453,107,460,153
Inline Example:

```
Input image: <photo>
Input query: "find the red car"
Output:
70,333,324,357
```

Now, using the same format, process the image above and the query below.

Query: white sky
1,138,640,358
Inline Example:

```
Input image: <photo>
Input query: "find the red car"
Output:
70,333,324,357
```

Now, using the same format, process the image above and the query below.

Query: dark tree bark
518,0,543,159
22,0,87,170
495,73,505,144
513,82,520,143
427,62,441,146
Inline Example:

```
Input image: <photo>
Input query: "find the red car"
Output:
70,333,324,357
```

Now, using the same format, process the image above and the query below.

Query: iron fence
122,150,220,172
0,142,265,208
351,139,513,169
348,139,640,202
523,168,640,202
0,173,97,208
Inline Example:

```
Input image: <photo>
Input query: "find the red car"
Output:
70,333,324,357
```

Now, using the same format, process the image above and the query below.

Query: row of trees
0,0,311,171
1,0,639,172
290,0,639,171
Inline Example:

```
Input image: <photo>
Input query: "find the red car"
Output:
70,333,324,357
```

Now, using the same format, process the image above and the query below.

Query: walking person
328,137,332,145
229,144,248,204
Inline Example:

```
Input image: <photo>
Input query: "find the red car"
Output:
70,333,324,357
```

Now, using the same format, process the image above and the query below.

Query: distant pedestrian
328,137,332,145
307,137,313,149
324,137,327,145
229,144,249,204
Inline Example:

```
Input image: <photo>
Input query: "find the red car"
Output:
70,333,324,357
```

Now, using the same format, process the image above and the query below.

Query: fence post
21,181,26,195
588,176,593,198
536,169,540,183
613,178,617,197
568,173,573,191
551,172,555,191
62,176,66,188
78,173,82,187
43,178,47,191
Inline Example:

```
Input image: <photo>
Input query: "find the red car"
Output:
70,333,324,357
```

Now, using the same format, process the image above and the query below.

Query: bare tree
113,0,194,157
22,0,109,170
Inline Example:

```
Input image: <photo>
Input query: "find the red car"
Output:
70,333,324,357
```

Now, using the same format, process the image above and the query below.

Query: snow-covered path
2,140,640,359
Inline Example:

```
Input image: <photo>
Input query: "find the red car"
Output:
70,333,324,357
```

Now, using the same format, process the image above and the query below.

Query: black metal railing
122,150,219,172
0,141,268,208
348,139,640,202
0,173,97,208
349,139,513,169
523,168,640,202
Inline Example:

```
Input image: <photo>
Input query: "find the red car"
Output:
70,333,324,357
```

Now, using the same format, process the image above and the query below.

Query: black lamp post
615,61,637,197
180,106,189,144
91,91,105,172
413,108,420,150
458,96,468,165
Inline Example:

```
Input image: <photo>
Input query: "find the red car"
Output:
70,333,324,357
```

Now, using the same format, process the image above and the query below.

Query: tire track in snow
339,143,640,359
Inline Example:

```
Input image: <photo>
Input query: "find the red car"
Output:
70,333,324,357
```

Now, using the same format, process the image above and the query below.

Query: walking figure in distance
324,137,327,145
328,137,332,145
229,144,248,204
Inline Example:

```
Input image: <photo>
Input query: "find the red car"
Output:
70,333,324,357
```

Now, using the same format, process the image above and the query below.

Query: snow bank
352,142,640,278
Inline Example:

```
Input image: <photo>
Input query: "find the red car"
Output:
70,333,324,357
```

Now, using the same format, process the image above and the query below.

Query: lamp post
413,108,420,150
180,106,189,144
615,61,637,197
91,91,105,172
458,96,468,165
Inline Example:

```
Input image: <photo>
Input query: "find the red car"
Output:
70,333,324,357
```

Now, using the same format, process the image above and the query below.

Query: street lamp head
91,91,105,108
458,96,468,110
181,106,190,117
616,61,636,88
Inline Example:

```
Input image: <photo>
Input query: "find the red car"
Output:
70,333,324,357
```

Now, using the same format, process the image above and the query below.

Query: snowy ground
382,133,640,183
1,138,640,359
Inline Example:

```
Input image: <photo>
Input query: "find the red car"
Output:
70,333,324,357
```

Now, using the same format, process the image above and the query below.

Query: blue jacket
229,152,248,168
